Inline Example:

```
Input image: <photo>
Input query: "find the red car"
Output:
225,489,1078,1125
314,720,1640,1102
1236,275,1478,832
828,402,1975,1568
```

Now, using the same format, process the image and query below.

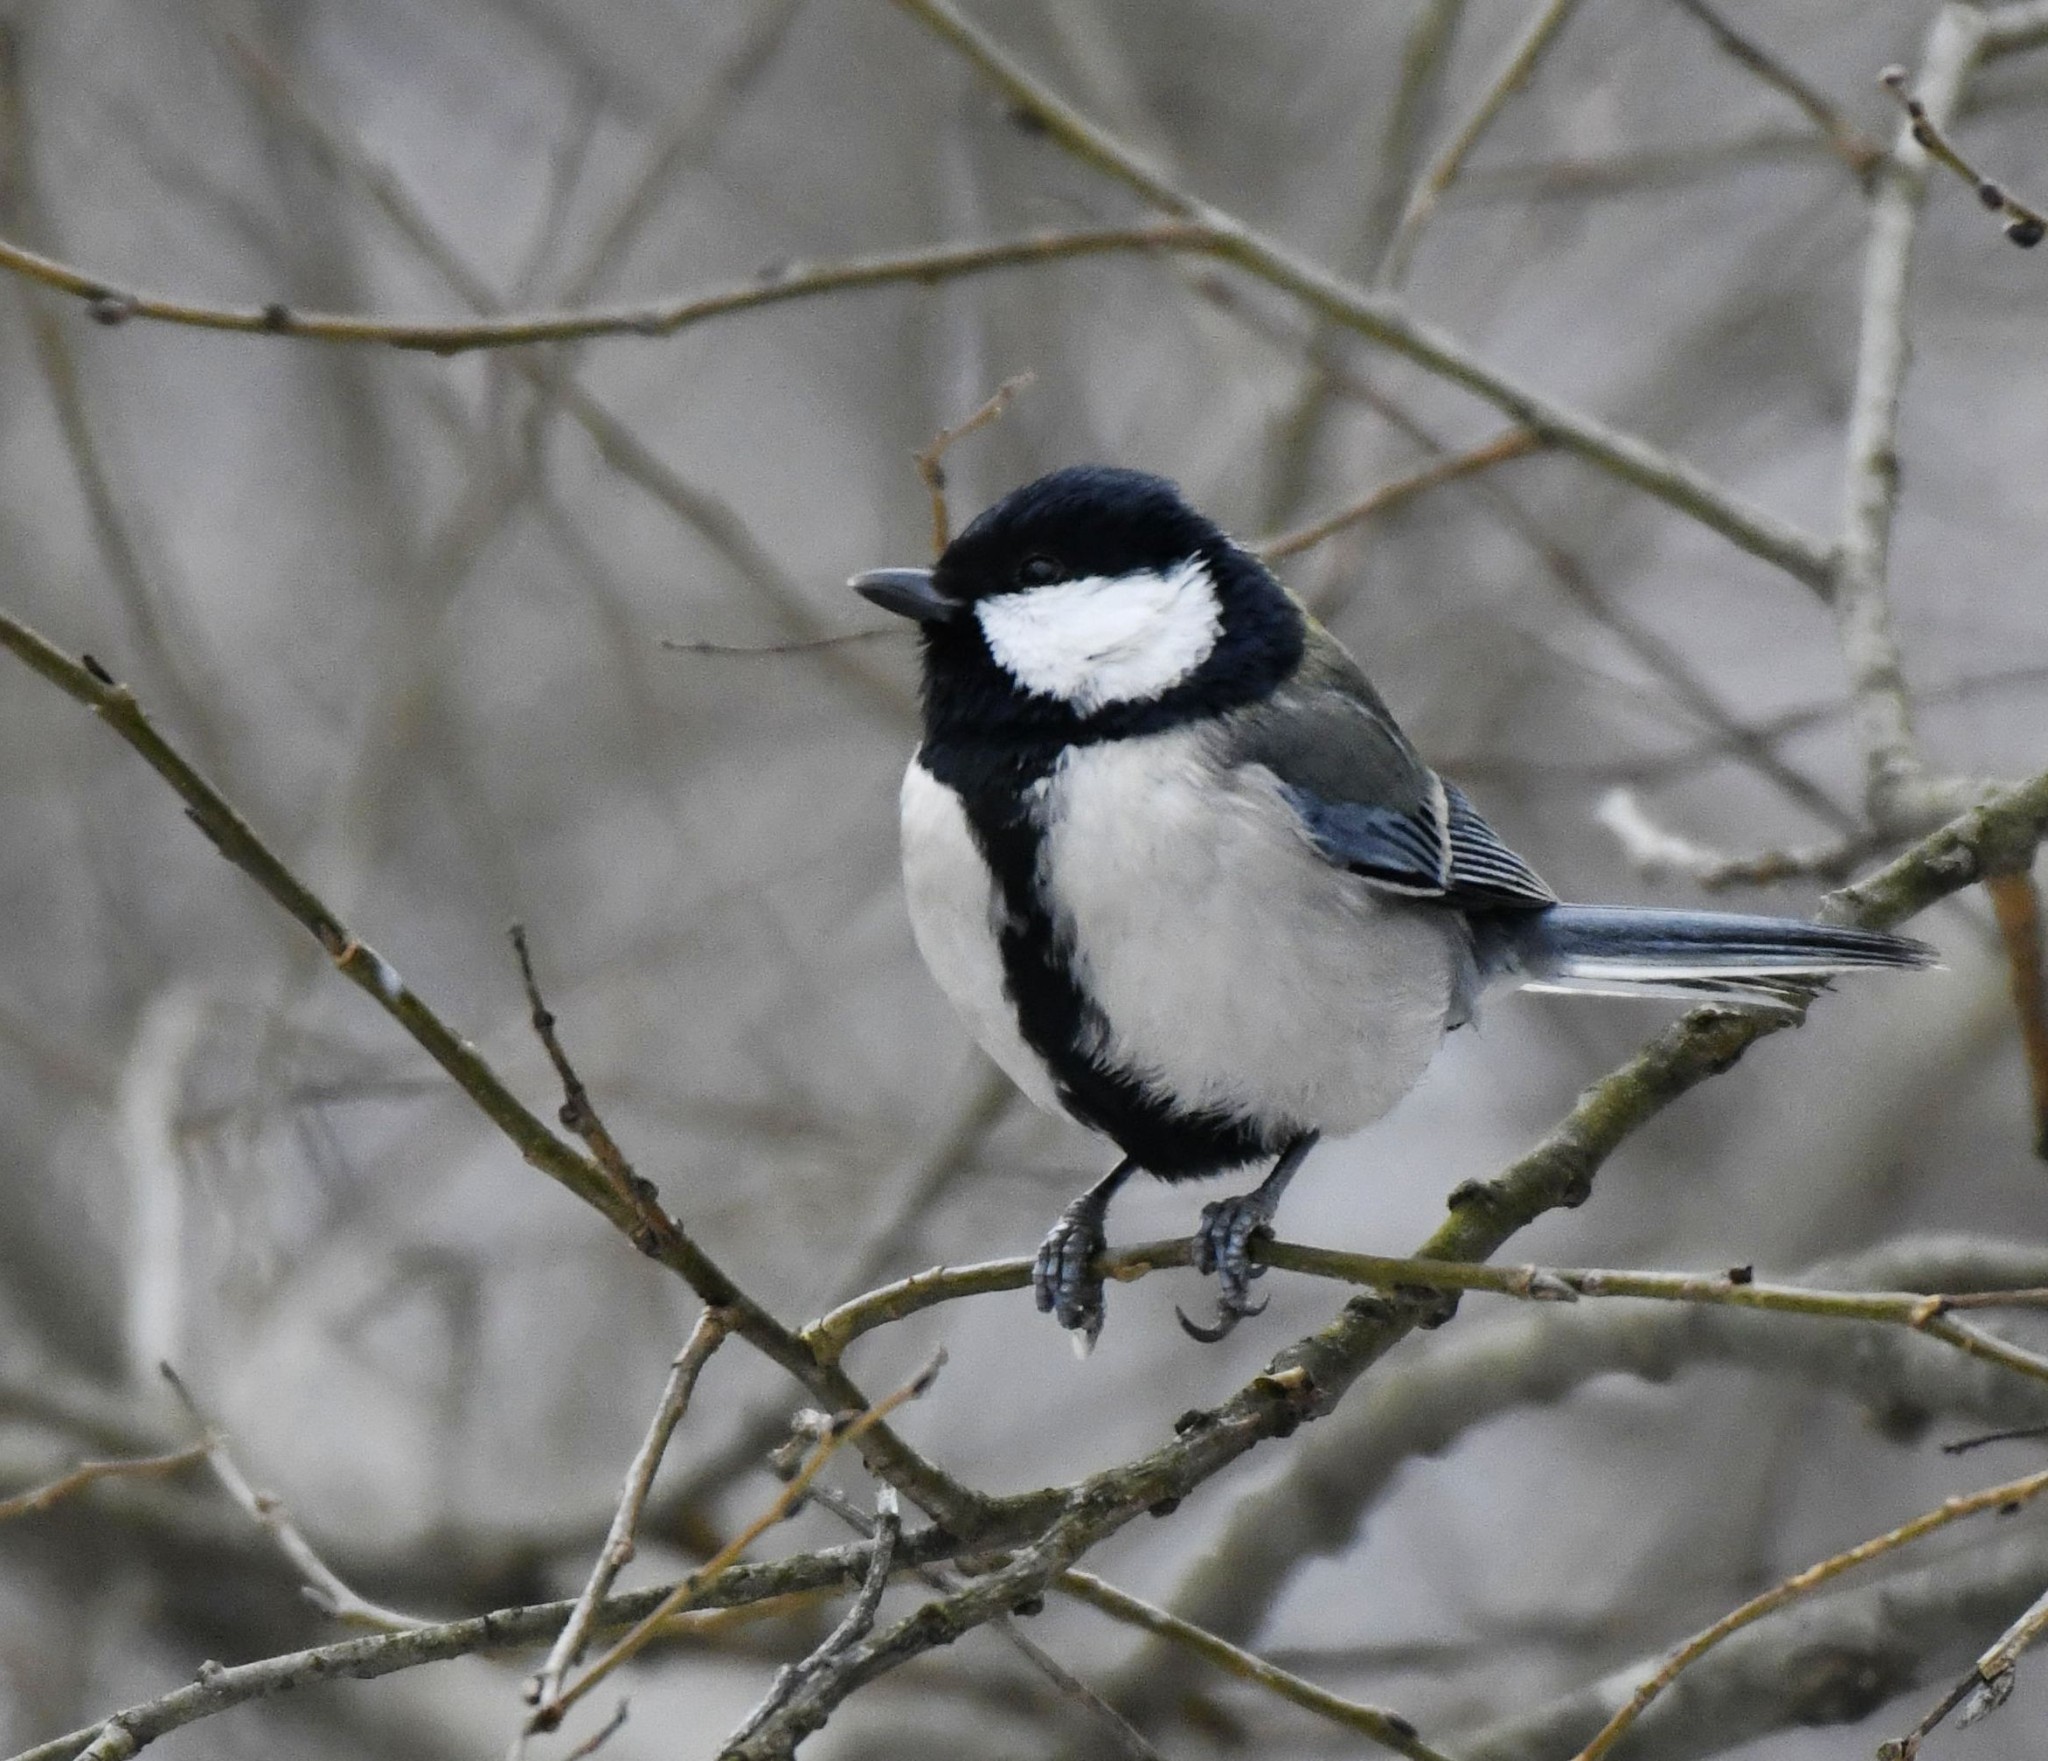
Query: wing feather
1219,625,1553,911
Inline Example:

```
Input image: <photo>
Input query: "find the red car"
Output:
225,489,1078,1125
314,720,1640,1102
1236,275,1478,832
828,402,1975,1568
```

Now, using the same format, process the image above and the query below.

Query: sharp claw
1176,1304,1235,1343
1177,1282,1269,1344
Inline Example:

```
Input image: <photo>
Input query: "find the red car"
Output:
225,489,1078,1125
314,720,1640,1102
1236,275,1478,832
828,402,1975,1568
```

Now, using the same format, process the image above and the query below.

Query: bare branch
1596,787,1875,889
1572,1465,2048,1759
1380,0,1587,284
1466,1524,2048,1761
511,925,684,1254
0,1443,208,1523
1835,10,1994,830
1675,0,1884,179
526,1308,737,1723
1109,1237,2048,1722
808,1228,2048,1393
5,1528,966,1761
658,631,896,658
803,1482,1165,1760
0,221,1214,351
1883,1578,2048,1757
884,0,1837,593
1985,868,2048,1158
1255,429,1541,563
1880,64,2048,245
915,374,1033,556
722,1489,902,1750
0,610,991,1536
550,1351,945,1727
159,1367,428,1632
1057,1569,1452,1761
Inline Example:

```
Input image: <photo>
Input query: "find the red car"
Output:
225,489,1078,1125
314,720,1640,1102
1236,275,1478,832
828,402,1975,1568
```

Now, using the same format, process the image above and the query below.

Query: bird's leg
1180,1132,1321,1343
1032,1156,1137,1350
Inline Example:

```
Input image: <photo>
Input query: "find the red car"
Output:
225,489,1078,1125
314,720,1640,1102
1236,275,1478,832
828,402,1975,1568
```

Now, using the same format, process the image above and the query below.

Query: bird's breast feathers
899,729,1467,1143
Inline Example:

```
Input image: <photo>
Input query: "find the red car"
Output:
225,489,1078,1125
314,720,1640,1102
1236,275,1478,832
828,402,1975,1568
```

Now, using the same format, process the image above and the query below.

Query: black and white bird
852,465,1935,1347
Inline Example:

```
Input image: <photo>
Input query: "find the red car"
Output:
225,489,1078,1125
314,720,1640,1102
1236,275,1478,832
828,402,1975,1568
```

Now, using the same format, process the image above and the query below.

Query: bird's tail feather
1493,905,1938,1010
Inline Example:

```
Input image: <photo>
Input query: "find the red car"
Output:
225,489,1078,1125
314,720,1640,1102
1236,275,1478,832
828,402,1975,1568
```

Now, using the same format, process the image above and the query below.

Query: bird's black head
852,465,1304,752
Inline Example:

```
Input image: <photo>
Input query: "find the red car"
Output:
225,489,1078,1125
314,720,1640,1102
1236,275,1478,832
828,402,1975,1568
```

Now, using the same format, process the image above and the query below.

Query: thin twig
1595,787,1875,889
802,1483,1165,1761
1984,868,2048,1158
1674,0,1884,178
722,1488,902,1749
1883,1579,2048,1758
1573,1464,2048,1761
1881,64,2048,245
0,610,990,1536
561,1701,630,1761
1203,288,1856,826
158,1367,427,1631
0,1442,209,1522
915,373,1033,556
1943,1422,2048,1454
0,222,1213,351
1381,0,1586,284
807,1234,2048,1392
5,1530,967,1761
1255,429,1540,562
658,631,896,657
886,0,1838,593
546,0,805,312
526,1308,737,1724
550,1352,945,1726
1836,12,1995,831
216,32,901,717
1057,1570,1452,1761
510,925,681,1254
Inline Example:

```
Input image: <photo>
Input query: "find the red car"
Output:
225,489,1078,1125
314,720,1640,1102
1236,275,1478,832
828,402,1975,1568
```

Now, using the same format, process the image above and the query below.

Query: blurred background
3,1,2048,1756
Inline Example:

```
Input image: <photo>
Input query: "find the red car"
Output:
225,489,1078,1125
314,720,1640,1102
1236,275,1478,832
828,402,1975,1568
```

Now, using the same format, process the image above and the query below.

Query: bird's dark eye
1015,554,1063,588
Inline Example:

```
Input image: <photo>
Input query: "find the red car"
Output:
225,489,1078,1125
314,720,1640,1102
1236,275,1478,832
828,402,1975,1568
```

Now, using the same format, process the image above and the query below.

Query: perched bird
852,465,1935,1347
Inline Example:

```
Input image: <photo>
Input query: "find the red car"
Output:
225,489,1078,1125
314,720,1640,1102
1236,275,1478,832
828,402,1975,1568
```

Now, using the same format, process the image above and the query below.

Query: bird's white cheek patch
975,558,1222,712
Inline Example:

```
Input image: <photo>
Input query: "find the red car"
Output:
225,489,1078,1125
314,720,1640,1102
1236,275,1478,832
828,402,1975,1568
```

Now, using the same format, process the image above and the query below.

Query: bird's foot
1033,1198,1111,1352
1177,1187,1279,1343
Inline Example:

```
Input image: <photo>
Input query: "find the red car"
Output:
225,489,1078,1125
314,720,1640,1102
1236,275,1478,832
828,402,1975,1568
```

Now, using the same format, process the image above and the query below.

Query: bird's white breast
898,760,1061,1114
1041,730,1464,1138
898,731,1467,1149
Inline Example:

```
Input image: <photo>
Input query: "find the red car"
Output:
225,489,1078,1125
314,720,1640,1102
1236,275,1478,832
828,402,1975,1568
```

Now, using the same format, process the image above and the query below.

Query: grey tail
1487,904,1939,1008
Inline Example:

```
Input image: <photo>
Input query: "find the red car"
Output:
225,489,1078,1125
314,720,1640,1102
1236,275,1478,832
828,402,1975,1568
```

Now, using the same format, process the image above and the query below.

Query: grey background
2,2,2047,1757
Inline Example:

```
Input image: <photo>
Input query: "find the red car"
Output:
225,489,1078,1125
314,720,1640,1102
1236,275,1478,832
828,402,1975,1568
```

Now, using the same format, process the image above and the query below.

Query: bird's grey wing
1437,781,1555,908
1222,628,1555,910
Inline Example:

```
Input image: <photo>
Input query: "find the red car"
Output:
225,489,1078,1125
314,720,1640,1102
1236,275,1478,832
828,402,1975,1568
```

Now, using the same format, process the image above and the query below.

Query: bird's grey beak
849,566,962,625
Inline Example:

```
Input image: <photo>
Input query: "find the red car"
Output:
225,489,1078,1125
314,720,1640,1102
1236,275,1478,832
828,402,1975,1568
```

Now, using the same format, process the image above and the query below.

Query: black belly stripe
920,743,1276,1179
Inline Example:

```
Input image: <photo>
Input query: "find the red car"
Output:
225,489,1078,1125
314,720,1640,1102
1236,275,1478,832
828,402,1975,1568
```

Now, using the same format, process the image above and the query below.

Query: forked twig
526,1308,738,1724
543,1351,945,1727
159,1366,427,1632
803,1482,1165,1760
1880,65,2047,246
1881,1579,2048,1758
722,1488,902,1748
915,373,1034,556
510,925,680,1256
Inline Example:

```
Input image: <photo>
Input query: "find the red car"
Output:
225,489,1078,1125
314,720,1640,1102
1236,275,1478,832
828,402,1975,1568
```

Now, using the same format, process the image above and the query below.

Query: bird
850,464,1936,1348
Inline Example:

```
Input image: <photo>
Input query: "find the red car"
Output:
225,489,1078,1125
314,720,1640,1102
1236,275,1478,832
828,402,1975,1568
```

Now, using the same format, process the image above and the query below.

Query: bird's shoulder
1215,620,1554,908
